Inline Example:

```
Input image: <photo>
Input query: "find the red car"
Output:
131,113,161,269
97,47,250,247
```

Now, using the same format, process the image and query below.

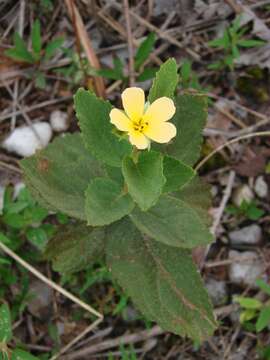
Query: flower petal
143,97,175,122
110,108,131,132
144,121,177,143
122,87,145,121
128,130,150,150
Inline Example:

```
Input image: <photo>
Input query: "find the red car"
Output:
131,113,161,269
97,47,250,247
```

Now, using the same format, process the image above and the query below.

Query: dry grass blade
65,0,105,98
123,0,135,86
61,325,164,360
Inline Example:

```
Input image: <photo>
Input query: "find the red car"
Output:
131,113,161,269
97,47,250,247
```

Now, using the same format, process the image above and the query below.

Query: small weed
180,60,202,90
235,280,270,358
0,303,39,359
208,15,265,71
226,200,265,221
98,32,158,83
5,19,64,89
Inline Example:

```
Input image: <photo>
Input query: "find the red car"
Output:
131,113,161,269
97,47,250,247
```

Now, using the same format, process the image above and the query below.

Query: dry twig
211,170,236,235
0,240,103,360
65,0,105,97
123,0,135,86
196,131,270,171
62,325,163,360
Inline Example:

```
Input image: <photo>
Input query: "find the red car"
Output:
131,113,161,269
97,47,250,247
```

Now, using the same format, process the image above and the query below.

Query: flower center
132,118,149,133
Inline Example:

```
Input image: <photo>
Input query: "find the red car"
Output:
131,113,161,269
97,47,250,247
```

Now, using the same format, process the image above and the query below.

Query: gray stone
205,278,227,306
153,0,180,16
229,250,266,287
28,281,53,319
229,224,262,245
122,305,140,322
254,176,268,198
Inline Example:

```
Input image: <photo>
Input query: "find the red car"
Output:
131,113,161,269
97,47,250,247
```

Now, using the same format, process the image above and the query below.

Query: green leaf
135,32,155,70
244,202,265,220
122,151,165,211
44,37,64,60
98,57,124,80
256,279,270,297
180,60,192,83
106,218,216,341
208,61,223,70
0,303,12,342
208,36,226,48
45,223,105,274
35,71,46,89
26,227,48,251
176,176,212,226
148,58,178,103
232,15,242,32
130,194,213,249
5,33,34,64
163,155,195,193
2,213,26,229
234,296,262,310
85,178,134,226
137,67,158,82
98,68,122,80
20,133,105,220
256,306,270,332
232,44,240,58
11,349,39,360
237,39,265,47
105,165,124,185
240,308,257,324
74,89,132,167
162,93,208,166
31,19,42,55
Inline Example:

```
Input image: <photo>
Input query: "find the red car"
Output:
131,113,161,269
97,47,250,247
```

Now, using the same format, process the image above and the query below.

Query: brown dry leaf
236,5,270,67
240,5,270,41
237,44,270,68
234,146,270,177
195,0,232,19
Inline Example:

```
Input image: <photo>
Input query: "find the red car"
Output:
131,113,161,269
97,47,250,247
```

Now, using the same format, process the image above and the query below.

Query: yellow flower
109,87,177,150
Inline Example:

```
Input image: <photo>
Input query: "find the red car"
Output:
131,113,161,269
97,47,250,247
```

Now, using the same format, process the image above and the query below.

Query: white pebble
229,224,262,246
229,250,266,287
254,176,268,198
49,110,69,132
232,184,254,207
2,122,52,157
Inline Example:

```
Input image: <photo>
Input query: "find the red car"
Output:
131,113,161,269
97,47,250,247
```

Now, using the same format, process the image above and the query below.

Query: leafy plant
0,303,39,359
20,58,217,341
5,19,64,88
208,15,265,70
0,185,67,322
235,279,270,333
1,186,53,251
98,33,158,83
55,48,97,86
226,200,265,221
